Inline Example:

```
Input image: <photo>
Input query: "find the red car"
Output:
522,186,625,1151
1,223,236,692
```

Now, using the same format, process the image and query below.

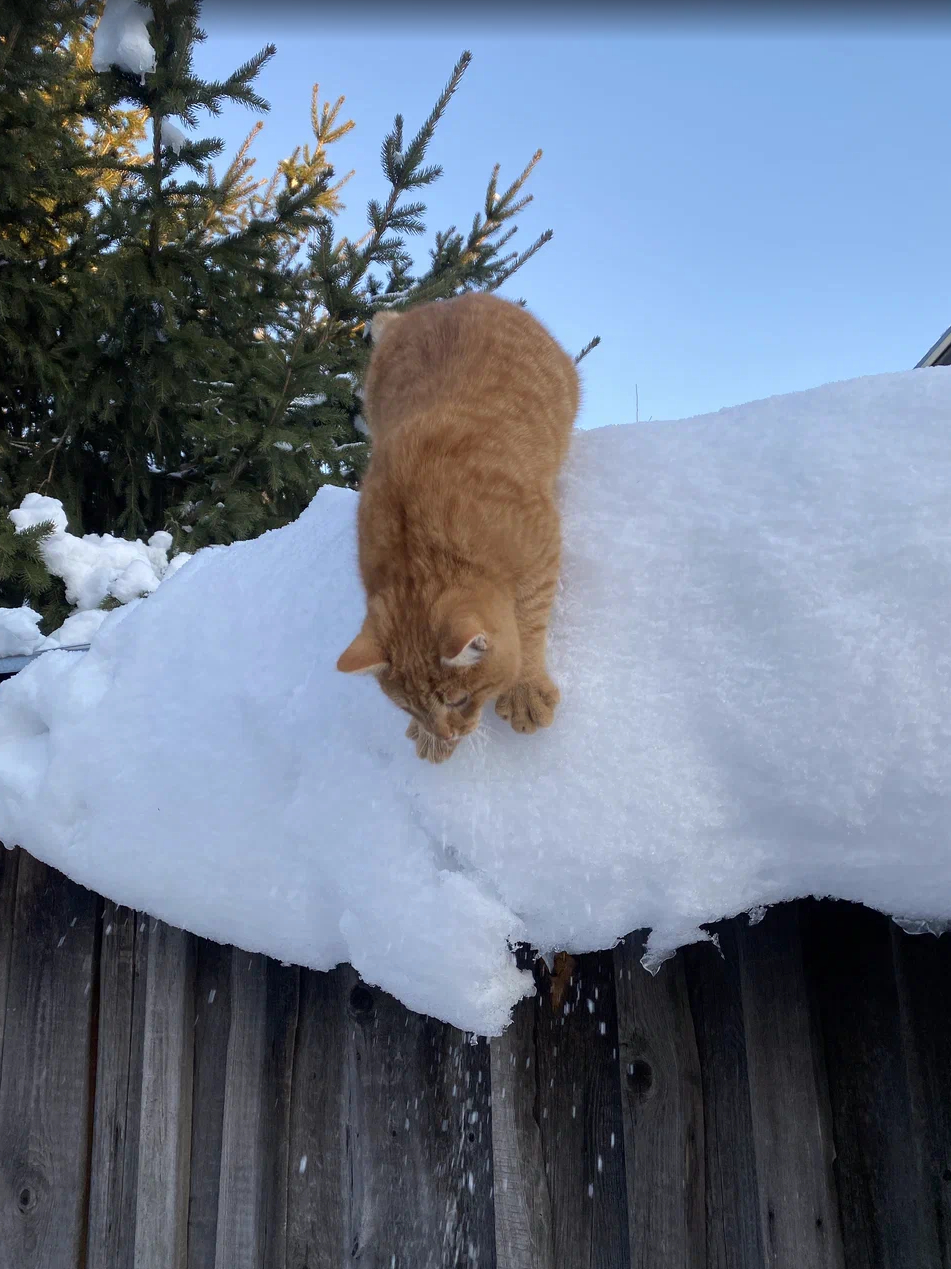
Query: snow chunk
0,607,44,658
91,0,156,75
109,558,160,604
2,369,951,1035
10,492,68,536
160,119,188,154
8,494,188,613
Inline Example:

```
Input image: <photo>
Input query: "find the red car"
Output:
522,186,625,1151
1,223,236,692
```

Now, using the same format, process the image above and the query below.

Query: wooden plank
533,949,630,1269
613,933,705,1269
212,950,300,1269
260,958,300,1269
490,982,555,1269
683,922,765,1269
737,904,845,1269
86,905,148,1269
133,920,194,1269
288,963,495,1267
891,922,951,1268
0,845,20,1066
0,852,100,1268
801,899,942,1269
348,968,496,1267
286,965,349,1266
214,950,268,1269
186,937,232,1269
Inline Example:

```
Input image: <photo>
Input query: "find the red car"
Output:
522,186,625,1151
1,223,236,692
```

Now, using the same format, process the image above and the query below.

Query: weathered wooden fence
1,842,950,1268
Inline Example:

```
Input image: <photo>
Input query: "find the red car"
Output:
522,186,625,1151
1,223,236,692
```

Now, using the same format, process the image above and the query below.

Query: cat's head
336,586,519,752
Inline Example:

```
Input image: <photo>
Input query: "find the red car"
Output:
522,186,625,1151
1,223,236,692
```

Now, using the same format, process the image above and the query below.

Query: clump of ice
91,0,156,76
11,492,68,536
160,119,188,154
1,370,950,1035
1,496,192,657
0,608,44,658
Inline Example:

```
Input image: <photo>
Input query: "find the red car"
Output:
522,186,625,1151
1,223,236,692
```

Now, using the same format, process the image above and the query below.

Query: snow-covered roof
1,368,950,1035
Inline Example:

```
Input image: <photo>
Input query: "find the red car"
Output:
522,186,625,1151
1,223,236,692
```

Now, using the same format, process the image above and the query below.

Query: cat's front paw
405,719,457,763
495,675,560,735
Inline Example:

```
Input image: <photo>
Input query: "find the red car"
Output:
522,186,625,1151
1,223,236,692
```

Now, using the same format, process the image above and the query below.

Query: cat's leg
495,569,560,735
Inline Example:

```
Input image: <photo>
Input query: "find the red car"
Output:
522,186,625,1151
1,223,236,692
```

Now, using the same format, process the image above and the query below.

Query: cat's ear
370,310,402,343
337,630,388,675
441,623,488,668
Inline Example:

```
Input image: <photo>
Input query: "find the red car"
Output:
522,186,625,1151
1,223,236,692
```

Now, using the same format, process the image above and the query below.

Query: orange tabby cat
336,291,579,762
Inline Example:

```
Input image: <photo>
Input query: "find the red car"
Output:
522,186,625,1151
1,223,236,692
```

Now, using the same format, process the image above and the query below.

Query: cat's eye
447,694,470,710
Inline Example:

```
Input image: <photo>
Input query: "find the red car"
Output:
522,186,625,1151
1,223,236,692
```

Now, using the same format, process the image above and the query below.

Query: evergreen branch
486,228,553,288
400,50,471,177
574,335,601,364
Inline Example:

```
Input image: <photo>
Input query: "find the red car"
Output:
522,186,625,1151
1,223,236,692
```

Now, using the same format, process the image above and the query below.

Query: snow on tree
1,3,555,629
91,0,156,75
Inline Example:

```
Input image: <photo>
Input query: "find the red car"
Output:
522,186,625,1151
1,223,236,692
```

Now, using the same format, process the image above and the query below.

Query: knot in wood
626,1058,654,1104
349,984,375,1019
16,1183,38,1214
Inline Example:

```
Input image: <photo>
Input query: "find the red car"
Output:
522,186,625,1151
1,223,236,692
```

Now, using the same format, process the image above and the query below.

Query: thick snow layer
2,495,192,658
91,0,156,76
1,370,950,1034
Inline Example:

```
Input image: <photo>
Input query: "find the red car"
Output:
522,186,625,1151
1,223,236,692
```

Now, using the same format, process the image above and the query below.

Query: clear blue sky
193,12,951,428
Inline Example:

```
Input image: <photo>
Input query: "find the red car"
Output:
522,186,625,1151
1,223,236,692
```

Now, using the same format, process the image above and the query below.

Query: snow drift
1,369,950,1034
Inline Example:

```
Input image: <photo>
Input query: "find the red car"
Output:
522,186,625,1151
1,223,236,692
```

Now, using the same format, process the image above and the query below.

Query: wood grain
802,899,942,1269
132,920,194,1269
534,949,630,1269
211,950,299,1269
259,958,300,1269
891,922,951,1269
0,852,100,1268
4,848,951,1269
214,951,269,1268
490,983,555,1269
86,905,148,1269
737,904,845,1269
683,923,765,1269
285,964,350,1267
0,845,20,1067
343,968,496,1268
187,937,233,1269
614,934,705,1269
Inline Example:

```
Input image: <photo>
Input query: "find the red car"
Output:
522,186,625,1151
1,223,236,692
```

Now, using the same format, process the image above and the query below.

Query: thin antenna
635,384,639,424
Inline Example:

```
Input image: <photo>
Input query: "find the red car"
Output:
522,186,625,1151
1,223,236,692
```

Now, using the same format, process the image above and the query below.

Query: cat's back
362,292,579,458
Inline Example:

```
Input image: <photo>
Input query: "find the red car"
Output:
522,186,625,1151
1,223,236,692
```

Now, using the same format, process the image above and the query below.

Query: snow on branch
91,0,157,76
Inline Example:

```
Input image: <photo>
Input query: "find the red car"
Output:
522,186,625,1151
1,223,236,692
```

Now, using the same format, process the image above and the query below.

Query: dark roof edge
0,644,91,677
917,324,951,368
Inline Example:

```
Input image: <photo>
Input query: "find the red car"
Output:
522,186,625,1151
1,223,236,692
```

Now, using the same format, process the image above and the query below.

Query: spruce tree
1,2,558,623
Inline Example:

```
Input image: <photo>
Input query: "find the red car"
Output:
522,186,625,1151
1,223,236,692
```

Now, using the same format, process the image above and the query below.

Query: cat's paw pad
495,677,560,734
406,719,456,763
